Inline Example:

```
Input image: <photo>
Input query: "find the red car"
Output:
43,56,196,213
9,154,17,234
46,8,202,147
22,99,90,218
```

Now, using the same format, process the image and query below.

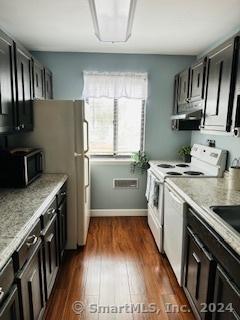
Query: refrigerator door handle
84,119,89,153
85,155,90,188
74,152,82,157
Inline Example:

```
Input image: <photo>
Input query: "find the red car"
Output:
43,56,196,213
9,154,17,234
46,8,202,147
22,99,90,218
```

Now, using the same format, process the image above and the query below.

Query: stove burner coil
176,164,190,168
166,171,183,176
157,164,175,169
184,171,204,176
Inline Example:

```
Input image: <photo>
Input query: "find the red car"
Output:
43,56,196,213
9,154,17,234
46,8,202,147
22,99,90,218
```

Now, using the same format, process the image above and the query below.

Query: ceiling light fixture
88,0,137,43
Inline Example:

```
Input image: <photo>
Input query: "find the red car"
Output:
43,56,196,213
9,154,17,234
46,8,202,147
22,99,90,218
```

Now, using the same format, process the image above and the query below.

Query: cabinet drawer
13,220,41,271
41,197,57,229
0,259,14,303
0,285,20,320
57,183,67,207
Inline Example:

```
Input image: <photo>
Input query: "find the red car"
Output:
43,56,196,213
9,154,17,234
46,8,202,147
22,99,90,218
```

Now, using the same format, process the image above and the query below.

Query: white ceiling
0,0,239,55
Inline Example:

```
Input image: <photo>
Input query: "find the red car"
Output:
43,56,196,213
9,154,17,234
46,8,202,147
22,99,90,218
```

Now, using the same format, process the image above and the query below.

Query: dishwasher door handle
168,189,184,205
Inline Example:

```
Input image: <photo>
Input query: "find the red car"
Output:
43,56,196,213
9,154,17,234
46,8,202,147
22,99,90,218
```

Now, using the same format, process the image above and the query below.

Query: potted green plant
131,151,150,174
178,145,192,163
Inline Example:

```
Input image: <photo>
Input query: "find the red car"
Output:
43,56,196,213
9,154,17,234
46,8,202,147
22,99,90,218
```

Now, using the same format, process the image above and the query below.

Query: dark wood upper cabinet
189,58,206,104
32,59,45,100
202,36,239,132
0,27,54,135
14,42,33,132
44,68,53,99
0,30,15,134
177,68,190,107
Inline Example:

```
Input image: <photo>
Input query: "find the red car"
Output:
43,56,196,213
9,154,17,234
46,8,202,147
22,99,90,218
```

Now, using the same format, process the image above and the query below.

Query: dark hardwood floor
44,217,195,319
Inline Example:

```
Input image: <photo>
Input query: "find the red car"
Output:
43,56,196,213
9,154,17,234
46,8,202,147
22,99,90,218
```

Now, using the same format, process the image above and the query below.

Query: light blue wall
91,164,147,209
33,52,195,209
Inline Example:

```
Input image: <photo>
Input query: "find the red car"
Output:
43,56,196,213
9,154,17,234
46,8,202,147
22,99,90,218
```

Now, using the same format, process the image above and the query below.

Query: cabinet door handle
192,252,201,300
168,189,184,205
0,287,4,301
47,233,54,243
47,208,55,215
26,235,38,248
192,252,200,264
187,227,204,249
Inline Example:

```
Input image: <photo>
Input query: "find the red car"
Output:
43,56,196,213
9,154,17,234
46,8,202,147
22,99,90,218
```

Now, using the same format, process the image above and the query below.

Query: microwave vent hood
171,109,202,120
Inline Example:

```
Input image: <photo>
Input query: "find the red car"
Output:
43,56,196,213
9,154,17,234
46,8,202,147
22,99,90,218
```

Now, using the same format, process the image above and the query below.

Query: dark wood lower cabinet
184,208,240,320
212,266,240,320
58,198,67,263
0,285,20,320
17,239,45,320
184,227,215,320
42,214,59,300
0,184,67,320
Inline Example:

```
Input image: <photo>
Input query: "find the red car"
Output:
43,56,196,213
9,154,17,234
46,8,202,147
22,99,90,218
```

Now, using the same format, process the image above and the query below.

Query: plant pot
184,154,191,163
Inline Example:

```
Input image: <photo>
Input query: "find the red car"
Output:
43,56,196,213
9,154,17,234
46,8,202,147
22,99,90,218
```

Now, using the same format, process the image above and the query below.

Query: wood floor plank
44,217,195,320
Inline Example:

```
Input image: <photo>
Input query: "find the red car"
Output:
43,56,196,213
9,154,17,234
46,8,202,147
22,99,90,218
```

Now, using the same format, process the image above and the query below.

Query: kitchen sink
210,205,240,233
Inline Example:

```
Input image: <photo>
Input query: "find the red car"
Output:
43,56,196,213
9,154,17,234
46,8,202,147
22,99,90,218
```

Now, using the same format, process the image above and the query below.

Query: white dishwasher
164,183,187,286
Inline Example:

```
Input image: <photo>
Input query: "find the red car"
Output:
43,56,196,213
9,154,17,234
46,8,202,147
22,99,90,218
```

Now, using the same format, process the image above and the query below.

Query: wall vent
113,179,138,189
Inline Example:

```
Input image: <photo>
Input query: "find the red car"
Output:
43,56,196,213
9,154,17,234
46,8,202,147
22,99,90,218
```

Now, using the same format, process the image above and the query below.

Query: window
85,97,145,156
82,71,148,156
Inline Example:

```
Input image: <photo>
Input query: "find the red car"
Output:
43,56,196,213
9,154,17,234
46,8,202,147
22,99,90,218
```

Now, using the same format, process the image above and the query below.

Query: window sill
90,157,133,165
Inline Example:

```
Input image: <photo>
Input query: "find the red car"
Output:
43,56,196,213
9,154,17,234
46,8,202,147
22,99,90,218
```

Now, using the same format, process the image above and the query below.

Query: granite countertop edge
0,174,68,270
166,178,240,256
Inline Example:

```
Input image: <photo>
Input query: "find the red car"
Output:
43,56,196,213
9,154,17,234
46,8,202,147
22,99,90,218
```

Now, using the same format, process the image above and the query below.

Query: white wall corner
90,209,147,217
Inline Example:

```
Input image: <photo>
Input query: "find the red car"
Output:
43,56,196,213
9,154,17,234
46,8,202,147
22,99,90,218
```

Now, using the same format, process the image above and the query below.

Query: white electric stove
145,144,227,255
149,143,227,181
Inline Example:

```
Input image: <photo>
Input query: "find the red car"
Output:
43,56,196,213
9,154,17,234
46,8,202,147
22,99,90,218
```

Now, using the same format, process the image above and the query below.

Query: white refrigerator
16,100,90,249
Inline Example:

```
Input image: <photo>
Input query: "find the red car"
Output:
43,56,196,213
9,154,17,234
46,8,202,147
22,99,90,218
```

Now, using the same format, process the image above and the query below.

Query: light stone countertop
0,174,68,270
166,176,240,256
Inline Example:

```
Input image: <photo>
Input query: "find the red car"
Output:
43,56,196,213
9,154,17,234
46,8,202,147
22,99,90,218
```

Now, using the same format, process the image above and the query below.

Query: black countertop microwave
0,148,43,188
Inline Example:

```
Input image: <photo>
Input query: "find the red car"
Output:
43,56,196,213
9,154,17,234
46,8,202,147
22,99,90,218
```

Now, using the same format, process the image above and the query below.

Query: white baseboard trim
90,209,147,217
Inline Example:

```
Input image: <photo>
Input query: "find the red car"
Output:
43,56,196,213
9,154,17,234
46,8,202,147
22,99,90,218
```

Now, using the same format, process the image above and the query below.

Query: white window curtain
82,71,148,100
